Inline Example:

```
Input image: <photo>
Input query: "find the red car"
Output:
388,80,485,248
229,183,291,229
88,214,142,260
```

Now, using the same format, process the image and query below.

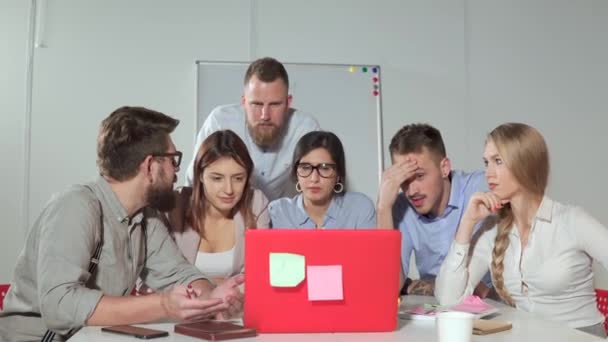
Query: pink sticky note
410,306,438,316
450,295,494,314
306,265,343,301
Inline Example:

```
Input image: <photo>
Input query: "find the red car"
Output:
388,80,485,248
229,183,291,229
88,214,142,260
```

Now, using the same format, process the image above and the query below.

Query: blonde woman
436,123,608,338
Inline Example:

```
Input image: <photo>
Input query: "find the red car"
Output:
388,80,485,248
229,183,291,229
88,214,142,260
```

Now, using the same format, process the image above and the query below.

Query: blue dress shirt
269,191,376,229
393,170,488,279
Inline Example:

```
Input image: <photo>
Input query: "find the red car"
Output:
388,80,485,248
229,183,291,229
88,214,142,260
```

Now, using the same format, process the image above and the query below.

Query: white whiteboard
196,61,384,201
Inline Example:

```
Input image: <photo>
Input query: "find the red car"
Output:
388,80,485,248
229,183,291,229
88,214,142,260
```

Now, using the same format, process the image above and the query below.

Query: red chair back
0,284,9,311
595,289,608,334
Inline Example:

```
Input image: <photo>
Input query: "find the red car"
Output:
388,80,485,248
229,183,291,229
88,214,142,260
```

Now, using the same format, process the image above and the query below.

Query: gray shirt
0,177,205,341
185,104,320,201
269,192,377,229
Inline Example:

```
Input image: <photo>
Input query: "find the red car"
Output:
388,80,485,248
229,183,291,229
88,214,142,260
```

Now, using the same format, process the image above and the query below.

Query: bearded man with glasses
1,106,244,341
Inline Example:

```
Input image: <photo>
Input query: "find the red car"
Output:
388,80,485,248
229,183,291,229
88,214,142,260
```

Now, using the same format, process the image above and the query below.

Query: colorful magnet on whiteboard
373,90,379,96
362,67,368,73
373,67,378,73
372,77,379,83
349,66,356,73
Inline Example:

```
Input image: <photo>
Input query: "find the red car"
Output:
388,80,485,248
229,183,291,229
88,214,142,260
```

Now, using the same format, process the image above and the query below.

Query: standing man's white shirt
185,104,319,201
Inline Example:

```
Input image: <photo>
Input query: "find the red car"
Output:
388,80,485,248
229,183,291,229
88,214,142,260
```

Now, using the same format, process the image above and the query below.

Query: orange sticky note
306,265,343,301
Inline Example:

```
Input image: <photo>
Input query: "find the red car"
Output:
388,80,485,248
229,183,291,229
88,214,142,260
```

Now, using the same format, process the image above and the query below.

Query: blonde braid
490,205,515,306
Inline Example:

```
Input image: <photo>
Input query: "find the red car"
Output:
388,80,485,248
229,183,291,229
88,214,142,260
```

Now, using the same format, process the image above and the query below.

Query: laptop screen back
244,229,401,333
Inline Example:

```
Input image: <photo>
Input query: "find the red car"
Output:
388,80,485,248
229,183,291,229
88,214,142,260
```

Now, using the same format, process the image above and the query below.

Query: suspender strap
88,234,103,275
41,329,55,342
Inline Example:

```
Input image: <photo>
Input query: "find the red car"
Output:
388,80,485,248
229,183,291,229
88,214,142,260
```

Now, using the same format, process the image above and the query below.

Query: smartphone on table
101,325,169,339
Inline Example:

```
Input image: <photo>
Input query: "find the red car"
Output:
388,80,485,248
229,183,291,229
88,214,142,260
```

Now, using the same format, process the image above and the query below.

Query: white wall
2,0,607,285
0,0,29,283
465,0,608,286
27,0,250,232
253,0,471,171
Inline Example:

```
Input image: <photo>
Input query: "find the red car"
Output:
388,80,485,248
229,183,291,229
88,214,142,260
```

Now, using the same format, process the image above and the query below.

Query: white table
71,296,602,341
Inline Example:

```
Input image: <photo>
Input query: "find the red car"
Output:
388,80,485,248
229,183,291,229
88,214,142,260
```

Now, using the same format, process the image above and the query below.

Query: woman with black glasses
268,131,376,229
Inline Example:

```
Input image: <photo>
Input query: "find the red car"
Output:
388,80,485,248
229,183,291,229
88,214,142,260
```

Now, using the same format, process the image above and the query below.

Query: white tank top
194,247,235,278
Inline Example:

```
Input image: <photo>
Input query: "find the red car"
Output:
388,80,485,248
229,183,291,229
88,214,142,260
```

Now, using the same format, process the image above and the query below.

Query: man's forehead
243,92,286,102
392,150,439,167
245,74,288,88
244,77,288,97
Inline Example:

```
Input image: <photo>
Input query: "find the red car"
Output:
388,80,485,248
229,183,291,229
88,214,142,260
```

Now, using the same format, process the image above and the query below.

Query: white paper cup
436,311,474,342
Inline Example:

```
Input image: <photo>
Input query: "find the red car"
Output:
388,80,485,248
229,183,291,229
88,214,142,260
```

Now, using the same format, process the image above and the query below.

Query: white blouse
436,197,608,328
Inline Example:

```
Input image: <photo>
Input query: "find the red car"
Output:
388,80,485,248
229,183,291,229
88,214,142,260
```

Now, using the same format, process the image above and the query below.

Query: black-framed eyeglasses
296,162,337,178
152,151,183,168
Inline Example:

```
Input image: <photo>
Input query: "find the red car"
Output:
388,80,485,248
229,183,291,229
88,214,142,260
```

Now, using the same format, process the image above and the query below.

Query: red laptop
243,229,401,333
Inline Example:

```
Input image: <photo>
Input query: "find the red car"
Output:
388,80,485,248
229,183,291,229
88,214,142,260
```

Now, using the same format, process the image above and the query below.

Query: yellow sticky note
269,252,305,287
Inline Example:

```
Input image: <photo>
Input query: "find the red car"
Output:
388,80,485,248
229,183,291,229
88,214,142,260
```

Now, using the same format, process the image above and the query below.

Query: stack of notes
399,295,499,320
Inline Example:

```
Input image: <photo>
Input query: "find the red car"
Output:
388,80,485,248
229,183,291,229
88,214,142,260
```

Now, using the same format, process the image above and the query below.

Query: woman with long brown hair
436,123,608,338
170,129,269,284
